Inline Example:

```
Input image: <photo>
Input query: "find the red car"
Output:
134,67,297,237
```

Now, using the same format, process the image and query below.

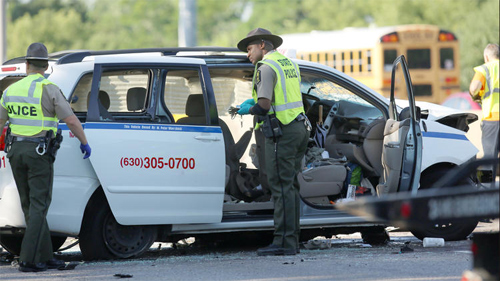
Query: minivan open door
378,55,422,195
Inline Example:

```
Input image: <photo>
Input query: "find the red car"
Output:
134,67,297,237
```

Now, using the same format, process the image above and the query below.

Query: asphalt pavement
1,219,498,281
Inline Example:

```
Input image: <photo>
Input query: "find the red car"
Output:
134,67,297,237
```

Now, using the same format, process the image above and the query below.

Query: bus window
440,48,455,69
367,50,372,72
407,49,431,69
412,85,432,96
384,50,397,71
350,51,354,72
341,52,345,72
358,51,363,72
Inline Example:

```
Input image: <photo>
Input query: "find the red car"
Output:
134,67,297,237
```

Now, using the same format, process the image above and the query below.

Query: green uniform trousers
265,119,309,250
7,141,54,264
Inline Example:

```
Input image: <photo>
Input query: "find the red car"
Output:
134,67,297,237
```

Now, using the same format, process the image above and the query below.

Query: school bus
280,24,460,104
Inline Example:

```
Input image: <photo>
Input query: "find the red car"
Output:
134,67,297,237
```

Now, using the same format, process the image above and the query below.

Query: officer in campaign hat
237,28,310,256
0,43,91,272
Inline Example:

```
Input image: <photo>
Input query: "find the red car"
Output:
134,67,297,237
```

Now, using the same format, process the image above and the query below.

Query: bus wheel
79,188,156,260
409,166,478,241
0,234,67,256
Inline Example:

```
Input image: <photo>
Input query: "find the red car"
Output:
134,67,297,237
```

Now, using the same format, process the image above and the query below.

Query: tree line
5,0,499,91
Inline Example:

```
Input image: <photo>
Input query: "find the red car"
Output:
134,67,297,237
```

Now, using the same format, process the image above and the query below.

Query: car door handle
194,135,221,141
384,142,400,148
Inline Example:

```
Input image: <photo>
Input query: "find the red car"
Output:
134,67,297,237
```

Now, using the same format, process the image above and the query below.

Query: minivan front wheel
409,166,478,241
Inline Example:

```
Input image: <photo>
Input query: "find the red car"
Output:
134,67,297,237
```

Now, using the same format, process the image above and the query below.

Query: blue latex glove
80,143,91,159
241,98,256,107
238,99,255,115
238,103,252,115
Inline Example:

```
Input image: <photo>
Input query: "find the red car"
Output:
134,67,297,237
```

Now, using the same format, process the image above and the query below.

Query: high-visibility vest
252,51,304,127
474,59,499,121
0,74,59,136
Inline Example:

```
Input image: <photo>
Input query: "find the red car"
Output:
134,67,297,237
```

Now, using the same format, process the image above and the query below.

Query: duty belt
12,136,46,143
12,136,48,155
294,113,306,122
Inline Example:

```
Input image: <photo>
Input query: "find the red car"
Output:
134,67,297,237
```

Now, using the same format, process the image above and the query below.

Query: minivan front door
379,55,422,195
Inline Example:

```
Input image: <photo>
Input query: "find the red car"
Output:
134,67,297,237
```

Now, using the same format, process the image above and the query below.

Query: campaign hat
237,28,283,52
25,43,49,60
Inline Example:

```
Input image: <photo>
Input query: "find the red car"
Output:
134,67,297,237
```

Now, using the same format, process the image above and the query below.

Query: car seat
326,118,385,178
126,87,147,112
176,94,207,125
176,94,253,196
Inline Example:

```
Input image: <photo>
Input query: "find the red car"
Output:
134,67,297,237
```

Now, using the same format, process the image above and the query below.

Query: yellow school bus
280,24,460,104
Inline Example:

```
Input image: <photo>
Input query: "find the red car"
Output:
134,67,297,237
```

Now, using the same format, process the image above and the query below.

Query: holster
259,114,283,141
47,129,63,158
3,127,12,153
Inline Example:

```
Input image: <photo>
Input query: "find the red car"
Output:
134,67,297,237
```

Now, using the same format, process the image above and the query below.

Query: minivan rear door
84,56,225,225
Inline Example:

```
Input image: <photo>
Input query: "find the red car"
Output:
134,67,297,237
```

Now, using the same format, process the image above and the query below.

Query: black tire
79,188,157,260
51,236,67,252
410,166,478,241
0,234,67,256
361,226,390,245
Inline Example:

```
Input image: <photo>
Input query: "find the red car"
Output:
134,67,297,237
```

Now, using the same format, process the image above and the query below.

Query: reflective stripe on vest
474,60,499,120
1,74,59,135
252,52,304,126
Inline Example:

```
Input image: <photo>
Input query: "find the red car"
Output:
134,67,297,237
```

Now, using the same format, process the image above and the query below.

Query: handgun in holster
260,114,283,142
47,129,63,158
3,127,12,153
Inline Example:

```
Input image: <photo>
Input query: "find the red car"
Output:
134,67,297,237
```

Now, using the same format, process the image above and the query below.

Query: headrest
126,87,146,111
185,94,205,117
98,90,110,110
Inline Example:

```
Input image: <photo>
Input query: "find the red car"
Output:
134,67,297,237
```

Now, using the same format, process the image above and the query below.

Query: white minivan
0,48,479,260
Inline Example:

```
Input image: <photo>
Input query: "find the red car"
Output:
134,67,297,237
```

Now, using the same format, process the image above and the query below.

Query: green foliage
7,8,89,59
5,0,499,91
84,0,178,50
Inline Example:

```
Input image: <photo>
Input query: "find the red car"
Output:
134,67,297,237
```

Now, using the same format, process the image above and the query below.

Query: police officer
469,43,499,180
0,43,91,272
237,28,310,256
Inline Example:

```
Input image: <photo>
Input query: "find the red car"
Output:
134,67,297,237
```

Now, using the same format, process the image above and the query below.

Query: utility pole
178,0,197,47
0,0,6,64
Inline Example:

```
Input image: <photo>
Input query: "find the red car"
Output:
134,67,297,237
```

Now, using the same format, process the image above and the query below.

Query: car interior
65,65,410,209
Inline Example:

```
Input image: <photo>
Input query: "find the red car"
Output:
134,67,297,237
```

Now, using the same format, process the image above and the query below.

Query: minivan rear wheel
79,188,157,260
0,234,67,256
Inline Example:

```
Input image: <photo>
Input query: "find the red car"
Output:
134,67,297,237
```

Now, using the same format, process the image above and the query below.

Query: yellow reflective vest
0,74,59,136
474,59,499,121
252,51,304,127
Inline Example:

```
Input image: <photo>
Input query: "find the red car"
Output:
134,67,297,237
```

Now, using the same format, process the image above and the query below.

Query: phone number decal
120,157,195,170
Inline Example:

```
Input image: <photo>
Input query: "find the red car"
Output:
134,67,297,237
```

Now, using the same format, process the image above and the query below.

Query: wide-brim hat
237,28,283,52
25,43,49,60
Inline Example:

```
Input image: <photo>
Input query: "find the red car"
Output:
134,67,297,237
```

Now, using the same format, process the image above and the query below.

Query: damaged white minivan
0,48,479,260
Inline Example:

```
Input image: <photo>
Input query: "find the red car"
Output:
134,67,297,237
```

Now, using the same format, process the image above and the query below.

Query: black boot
18,261,48,272
47,258,65,269
257,244,296,256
